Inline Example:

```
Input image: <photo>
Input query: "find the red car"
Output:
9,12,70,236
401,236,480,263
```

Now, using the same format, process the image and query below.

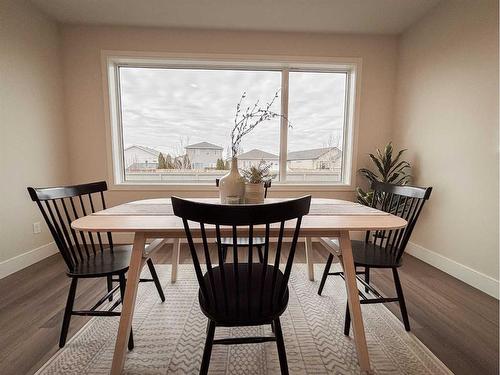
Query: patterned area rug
36,264,451,374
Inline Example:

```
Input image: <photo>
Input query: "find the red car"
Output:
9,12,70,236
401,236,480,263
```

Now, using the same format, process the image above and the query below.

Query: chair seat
198,263,289,326
351,240,402,268
218,237,266,246
67,245,132,277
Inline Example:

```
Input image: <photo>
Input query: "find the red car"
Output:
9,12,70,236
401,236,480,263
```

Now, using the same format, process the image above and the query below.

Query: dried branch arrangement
230,90,289,157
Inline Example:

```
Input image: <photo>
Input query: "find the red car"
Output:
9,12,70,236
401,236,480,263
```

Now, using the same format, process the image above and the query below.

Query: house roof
287,147,340,161
237,149,279,160
126,161,158,170
185,142,223,150
124,145,160,157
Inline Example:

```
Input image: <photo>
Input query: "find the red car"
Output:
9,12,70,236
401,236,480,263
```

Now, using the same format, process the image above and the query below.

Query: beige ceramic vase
219,157,245,204
244,182,265,204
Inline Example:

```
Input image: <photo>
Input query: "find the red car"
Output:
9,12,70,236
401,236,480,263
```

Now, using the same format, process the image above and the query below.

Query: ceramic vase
219,157,245,204
244,182,265,204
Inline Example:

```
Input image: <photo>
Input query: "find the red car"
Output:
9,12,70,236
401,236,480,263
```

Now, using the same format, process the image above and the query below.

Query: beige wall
394,0,499,282
60,26,398,206
0,0,68,263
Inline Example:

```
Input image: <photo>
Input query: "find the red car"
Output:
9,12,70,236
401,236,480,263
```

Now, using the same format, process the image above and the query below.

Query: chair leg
392,268,411,331
200,320,216,375
273,318,289,375
119,273,135,350
59,277,78,348
146,258,165,302
364,267,370,293
222,244,227,262
344,303,351,336
107,275,113,301
257,245,264,263
318,253,334,295
127,325,135,350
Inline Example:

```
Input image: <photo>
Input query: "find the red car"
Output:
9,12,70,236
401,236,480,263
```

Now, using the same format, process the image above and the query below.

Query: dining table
71,197,406,374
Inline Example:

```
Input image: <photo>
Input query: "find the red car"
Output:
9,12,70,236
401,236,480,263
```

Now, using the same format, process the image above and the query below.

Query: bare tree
174,136,191,158
170,136,191,170
322,131,342,171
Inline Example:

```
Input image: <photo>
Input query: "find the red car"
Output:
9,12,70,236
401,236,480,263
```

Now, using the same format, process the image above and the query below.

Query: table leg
111,232,146,375
171,238,181,283
338,231,371,372
305,237,315,281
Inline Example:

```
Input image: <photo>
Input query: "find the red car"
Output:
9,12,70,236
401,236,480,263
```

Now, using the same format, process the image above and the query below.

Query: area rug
36,264,451,374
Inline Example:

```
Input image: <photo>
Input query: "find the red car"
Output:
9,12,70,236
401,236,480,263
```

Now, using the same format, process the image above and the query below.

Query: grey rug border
35,264,453,375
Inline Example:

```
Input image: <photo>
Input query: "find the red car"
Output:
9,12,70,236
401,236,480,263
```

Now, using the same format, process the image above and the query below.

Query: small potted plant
242,160,274,204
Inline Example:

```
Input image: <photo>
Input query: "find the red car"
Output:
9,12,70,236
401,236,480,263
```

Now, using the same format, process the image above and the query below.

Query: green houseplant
357,142,411,206
241,160,275,203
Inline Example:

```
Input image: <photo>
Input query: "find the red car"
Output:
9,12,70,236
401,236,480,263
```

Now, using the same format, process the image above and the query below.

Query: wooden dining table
72,197,406,374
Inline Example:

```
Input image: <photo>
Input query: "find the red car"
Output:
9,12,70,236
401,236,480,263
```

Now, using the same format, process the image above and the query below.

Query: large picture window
105,56,358,187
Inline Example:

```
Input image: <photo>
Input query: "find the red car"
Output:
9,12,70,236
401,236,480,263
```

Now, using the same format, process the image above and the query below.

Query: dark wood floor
0,243,497,375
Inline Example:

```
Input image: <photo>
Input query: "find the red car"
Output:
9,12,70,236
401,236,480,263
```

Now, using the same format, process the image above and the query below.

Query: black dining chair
27,181,165,348
215,178,272,262
318,181,432,333
172,195,311,375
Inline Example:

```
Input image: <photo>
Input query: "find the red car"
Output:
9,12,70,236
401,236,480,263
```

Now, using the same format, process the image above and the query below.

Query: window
106,56,358,187
287,71,348,183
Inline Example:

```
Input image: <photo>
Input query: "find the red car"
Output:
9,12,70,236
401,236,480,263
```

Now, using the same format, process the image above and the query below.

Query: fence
124,169,341,184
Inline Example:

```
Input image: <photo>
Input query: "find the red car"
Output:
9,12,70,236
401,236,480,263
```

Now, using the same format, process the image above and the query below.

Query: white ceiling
32,0,441,35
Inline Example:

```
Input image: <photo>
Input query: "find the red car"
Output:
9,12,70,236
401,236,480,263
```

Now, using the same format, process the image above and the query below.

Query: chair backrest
172,196,311,314
263,179,272,198
27,181,113,271
366,181,432,261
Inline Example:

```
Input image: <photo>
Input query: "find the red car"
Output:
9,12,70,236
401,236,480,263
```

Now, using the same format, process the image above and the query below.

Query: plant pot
219,157,245,204
244,182,265,204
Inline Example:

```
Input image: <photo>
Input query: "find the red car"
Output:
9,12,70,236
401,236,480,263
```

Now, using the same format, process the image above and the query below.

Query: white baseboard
0,242,59,279
11,237,492,302
0,236,325,280
406,241,499,299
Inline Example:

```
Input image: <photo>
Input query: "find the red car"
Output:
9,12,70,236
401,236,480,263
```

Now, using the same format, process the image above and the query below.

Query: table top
72,198,406,237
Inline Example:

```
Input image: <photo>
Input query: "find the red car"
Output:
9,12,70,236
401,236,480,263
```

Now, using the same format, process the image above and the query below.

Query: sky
119,67,347,159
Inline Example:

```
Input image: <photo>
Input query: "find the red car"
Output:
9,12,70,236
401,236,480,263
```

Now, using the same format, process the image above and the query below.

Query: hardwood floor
0,242,497,375
370,257,499,375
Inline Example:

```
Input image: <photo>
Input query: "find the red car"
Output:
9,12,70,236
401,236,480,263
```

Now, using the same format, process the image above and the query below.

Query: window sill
108,182,356,193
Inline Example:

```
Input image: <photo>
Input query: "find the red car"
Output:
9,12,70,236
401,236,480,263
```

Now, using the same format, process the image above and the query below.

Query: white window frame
102,51,362,192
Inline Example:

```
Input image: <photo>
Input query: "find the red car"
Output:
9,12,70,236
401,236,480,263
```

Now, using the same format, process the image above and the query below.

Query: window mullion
341,71,351,185
115,65,126,184
279,69,289,182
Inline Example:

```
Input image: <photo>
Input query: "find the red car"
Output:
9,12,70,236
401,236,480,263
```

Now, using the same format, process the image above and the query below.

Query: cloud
120,67,346,157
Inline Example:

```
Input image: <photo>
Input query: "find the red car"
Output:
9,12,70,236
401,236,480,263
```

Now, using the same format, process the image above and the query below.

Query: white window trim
101,50,362,192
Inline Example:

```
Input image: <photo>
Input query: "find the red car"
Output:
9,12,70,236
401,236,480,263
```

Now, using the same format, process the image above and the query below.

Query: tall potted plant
242,161,274,203
357,142,411,206
219,90,285,203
